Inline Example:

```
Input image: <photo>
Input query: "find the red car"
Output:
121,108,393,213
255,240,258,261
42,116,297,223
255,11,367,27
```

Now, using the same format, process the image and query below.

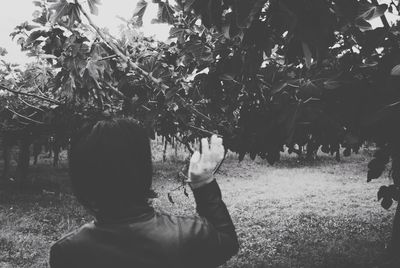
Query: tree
2,0,400,264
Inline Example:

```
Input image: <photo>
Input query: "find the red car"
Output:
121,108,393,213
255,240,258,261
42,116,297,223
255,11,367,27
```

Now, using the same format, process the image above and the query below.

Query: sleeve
49,242,69,268
181,179,239,267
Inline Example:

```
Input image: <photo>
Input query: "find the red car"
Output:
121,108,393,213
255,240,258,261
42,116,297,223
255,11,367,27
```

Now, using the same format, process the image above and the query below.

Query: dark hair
69,117,152,213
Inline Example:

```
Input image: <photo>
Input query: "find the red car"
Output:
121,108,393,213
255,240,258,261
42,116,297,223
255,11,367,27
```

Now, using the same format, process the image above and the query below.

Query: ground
0,145,396,268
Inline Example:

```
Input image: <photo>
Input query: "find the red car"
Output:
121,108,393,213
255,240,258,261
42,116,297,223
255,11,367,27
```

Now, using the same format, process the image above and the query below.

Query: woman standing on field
49,117,239,268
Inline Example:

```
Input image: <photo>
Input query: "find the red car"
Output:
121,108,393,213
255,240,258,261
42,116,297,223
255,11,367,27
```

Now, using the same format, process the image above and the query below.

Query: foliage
1,0,400,211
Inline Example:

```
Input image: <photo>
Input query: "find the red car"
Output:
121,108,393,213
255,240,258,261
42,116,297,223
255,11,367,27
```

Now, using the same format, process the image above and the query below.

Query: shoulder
155,211,206,228
155,212,212,242
49,222,95,267
51,222,95,252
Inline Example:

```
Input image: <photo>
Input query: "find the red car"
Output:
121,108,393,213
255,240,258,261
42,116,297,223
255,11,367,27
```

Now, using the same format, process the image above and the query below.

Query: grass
0,145,397,268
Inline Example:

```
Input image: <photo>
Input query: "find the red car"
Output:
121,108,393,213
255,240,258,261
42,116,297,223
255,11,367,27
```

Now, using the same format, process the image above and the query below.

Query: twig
141,105,151,112
5,107,45,125
78,4,168,91
0,84,62,105
18,97,45,112
97,54,117,61
104,81,128,100
187,125,222,137
174,135,194,154
175,95,213,123
104,82,152,112
213,149,227,175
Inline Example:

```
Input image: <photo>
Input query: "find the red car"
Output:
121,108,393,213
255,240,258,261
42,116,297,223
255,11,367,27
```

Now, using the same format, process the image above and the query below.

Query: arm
49,243,69,268
183,136,239,267
192,179,239,259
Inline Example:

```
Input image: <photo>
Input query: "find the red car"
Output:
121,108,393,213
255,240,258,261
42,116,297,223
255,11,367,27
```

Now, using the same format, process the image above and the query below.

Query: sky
0,0,170,65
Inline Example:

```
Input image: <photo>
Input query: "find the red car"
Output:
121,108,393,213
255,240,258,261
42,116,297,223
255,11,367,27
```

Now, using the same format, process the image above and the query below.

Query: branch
78,4,168,91
103,82,151,111
175,95,213,123
187,125,222,137
174,135,194,154
104,82,128,100
5,107,45,125
213,149,227,175
0,84,62,105
18,97,45,112
97,54,118,61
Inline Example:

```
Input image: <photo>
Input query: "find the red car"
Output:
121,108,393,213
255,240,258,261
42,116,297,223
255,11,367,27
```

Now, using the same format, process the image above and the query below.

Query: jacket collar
94,202,155,225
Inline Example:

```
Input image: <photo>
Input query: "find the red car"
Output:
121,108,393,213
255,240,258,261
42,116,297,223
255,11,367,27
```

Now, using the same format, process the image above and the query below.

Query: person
49,117,239,268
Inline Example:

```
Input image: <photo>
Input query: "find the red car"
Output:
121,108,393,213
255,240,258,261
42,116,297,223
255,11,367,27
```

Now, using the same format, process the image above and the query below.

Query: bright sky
0,0,170,65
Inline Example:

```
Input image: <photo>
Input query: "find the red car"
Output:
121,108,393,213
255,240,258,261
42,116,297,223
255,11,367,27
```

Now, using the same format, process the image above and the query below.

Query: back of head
69,117,152,214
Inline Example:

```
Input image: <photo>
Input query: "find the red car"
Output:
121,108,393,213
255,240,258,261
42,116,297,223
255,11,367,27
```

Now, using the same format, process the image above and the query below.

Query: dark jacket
49,180,239,268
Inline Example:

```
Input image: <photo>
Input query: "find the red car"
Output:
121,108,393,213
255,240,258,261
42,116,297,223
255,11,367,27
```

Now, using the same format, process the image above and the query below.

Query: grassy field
0,146,397,268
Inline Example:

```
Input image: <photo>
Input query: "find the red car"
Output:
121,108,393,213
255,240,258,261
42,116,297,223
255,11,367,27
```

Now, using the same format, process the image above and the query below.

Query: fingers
210,135,224,160
210,135,222,147
190,151,201,164
201,138,210,155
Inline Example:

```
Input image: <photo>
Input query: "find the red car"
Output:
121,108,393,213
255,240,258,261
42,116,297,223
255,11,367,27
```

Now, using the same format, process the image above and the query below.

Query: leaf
355,18,372,32
153,2,175,24
49,0,69,24
219,73,235,81
26,30,47,45
343,133,360,146
333,0,358,20
84,59,104,81
323,80,341,90
361,27,387,56
140,55,157,73
33,1,42,7
381,197,393,210
165,88,180,101
377,185,388,201
388,185,399,201
62,73,76,100
183,40,213,64
87,0,101,16
302,42,312,69
176,0,196,12
371,4,388,19
33,10,48,25
271,79,300,94
361,101,400,128
0,47,7,56
167,193,175,204
393,156,400,186
391,64,400,76
235,0,267,29
24,24,39,31
367,168,383,182
17,37,26,47
49,0,81,27
169,27,186,43
357,2,387,21
132,0,148,27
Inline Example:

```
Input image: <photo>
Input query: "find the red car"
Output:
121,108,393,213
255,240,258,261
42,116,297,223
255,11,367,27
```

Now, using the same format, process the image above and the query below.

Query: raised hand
188,135,224,189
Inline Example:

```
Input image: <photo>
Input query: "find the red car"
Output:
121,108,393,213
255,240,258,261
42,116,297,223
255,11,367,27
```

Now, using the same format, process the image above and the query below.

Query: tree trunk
17,137,30,184
53,145,60,168
1,143,10,180
163,140,167,162
387,201,400,266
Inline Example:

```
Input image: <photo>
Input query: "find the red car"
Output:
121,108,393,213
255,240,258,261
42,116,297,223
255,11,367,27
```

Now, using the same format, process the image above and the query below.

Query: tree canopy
1,0,400,207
